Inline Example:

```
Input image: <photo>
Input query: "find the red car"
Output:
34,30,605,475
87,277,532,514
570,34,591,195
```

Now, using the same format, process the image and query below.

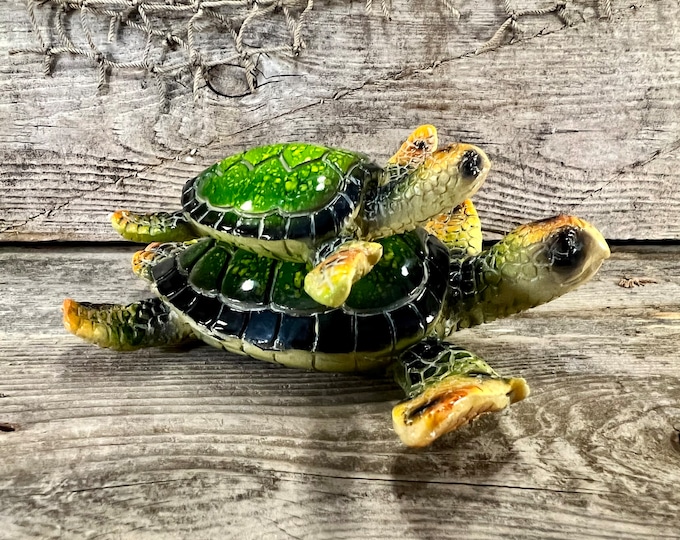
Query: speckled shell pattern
181,144,381,248
148,229,450,371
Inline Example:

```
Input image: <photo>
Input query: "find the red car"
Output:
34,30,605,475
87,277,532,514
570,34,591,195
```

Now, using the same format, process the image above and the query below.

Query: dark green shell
149,229,450,364
181,143,381,243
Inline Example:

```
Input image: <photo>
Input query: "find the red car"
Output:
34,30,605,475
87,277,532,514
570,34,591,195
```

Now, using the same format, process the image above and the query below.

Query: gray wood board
0,244,679,538
2,0,679,242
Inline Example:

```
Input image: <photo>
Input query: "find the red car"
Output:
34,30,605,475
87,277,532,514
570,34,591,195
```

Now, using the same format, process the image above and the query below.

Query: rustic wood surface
0,244,679,538
2,0,679,537
2,0,680,241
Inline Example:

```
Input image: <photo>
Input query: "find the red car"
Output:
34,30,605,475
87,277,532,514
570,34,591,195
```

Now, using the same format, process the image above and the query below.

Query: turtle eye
548,227,584,267
414,139,428,151
459,150,482,179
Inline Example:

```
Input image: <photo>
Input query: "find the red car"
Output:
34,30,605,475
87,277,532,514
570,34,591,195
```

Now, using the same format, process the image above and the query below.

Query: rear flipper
63,297,196,351
111,210,198,243
392,339,529,447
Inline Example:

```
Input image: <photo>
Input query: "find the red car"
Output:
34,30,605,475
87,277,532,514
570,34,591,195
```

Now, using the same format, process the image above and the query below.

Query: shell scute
212,305,248,337
198,161,251,207
389,304,427,348
345,234,424,310
260,213,286,240
282,143,327,169
185,295,223,327
242,143,286,168
270,263,319,312
324,148,361,176
316,309,355,354
188,244,230,293
355,312,395,354
220,250,275,304
243,310,280,348
195,143,363,216
275,314,316,351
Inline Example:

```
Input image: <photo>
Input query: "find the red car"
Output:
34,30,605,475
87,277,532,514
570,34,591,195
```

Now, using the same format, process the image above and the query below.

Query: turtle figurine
111,125,491,308
64,200,610,447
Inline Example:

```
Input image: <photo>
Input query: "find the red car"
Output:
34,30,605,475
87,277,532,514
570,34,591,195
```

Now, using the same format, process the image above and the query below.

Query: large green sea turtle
64,201,610,447
111,126,490,308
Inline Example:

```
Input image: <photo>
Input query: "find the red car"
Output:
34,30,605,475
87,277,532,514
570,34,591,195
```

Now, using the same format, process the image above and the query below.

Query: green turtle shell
149,229,450,371
181,143,381,254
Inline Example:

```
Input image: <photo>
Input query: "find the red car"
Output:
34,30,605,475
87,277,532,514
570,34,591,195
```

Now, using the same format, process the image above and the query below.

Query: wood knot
672,426,680,454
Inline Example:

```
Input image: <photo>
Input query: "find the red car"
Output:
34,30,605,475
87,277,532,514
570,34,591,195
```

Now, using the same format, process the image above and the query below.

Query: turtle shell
181,143,381,247
148,229,450,372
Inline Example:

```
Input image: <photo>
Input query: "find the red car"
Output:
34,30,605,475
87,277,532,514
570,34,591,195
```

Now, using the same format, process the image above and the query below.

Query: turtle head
500,215,611,297
449,215,610,330
366,143,491,237
419,143,492,201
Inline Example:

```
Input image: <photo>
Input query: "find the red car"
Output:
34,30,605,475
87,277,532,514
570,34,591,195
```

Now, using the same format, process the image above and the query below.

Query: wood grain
1,244,679,538
2,0,680,241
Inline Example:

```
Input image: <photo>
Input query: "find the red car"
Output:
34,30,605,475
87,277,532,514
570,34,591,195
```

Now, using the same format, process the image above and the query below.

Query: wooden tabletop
1,245,679,538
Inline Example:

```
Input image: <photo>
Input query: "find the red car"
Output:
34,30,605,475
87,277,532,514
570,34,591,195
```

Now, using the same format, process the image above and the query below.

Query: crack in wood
221,99,323,140
68,478,183,494
568,137,680,214
328,1,622,106
0,178,112,234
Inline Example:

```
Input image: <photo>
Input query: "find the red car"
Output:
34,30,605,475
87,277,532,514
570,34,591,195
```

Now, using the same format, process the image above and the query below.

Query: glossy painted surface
181,145,375,245
187,144,367,217
195,144,358,213
150,230,449,362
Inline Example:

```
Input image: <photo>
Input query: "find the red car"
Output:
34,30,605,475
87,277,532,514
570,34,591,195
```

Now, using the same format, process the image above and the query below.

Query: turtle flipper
63,297,195,351
423,199,483,257
391,339,529,448
388,124,438,167
131,240,199,281
304,240,383,308
381,125,439,187
111,210,197,243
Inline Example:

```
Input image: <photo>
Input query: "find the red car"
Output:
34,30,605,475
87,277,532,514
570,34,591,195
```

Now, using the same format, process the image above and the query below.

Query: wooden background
1,0,679,537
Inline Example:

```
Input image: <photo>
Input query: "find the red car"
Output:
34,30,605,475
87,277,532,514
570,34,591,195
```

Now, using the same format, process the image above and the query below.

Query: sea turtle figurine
111,125,490,308
64,201,610,447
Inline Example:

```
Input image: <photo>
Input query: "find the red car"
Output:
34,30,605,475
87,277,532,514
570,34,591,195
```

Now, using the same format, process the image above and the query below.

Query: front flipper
391,339,529,447
423,199,483,257
63,297,196,351
382,125,439,187
388,124,439,168
111,210,197,243
303,240,383,308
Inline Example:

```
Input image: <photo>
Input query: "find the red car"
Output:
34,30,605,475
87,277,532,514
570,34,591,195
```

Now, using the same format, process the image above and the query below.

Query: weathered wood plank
2,0,679,241
0,244,678,538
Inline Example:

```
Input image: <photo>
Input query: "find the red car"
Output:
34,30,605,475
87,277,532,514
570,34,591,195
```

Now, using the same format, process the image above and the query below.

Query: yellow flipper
304,241,383,308
387,124,439,168
392,374,529,448
424,199,483,256
391,340,529,447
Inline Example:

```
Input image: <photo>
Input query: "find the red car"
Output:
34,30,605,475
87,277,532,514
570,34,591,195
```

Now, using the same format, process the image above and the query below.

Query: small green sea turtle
111,126,490,308
64,202,610,447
